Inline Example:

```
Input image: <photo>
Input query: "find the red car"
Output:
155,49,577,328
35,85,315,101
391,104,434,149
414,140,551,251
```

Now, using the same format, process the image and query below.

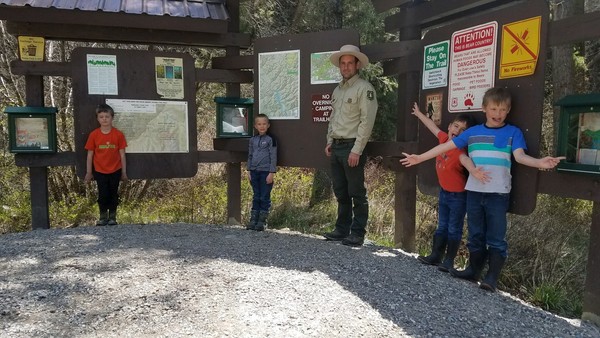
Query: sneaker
342,233,364,247
323,229,348,241
96,219,108,226
107,219,118,226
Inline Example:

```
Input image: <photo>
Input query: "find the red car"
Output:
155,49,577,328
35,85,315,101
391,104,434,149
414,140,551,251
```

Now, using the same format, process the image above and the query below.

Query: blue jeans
330,142,368,237
250,170,273,212
466,191,510,257
435,189,467,241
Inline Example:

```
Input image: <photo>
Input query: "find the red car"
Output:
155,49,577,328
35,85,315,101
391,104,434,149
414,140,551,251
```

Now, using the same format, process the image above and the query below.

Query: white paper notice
448,22,498,113
87,54,118,95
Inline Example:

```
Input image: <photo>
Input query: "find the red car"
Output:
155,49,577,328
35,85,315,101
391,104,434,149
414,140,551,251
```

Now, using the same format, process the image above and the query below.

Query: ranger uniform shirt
327,73,378,155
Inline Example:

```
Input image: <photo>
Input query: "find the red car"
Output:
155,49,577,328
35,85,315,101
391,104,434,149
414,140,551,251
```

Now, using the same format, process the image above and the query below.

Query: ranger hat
330,44,369,68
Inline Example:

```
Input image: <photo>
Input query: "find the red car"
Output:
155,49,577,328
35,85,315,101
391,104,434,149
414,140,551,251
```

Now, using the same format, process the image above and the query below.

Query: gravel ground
0,223,599,338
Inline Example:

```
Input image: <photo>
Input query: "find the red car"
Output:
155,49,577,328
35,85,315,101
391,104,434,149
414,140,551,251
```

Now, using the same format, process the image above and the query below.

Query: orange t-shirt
85,127,127,174
436,131,467,192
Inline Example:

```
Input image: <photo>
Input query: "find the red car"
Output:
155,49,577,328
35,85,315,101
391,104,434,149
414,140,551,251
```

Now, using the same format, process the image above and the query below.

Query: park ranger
323,44,378,247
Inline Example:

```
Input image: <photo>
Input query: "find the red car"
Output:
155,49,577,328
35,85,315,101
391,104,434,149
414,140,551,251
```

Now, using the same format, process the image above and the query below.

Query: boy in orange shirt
84,104,128,226
411,102,486,272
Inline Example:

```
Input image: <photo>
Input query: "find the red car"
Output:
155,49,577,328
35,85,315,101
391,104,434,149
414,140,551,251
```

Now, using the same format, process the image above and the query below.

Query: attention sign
499,16,541,79
448,21,498,113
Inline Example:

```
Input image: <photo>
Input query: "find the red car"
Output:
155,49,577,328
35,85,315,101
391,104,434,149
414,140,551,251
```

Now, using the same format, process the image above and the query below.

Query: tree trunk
585,0,600,92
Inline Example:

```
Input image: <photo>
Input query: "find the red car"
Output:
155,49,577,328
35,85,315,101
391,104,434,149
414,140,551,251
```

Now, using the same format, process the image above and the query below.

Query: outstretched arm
513,148,565,169
400,140,457,167
411,102,441,137
460,153,490,183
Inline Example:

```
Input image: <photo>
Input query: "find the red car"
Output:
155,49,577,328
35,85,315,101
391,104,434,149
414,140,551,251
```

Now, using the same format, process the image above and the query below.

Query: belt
332,138,356,144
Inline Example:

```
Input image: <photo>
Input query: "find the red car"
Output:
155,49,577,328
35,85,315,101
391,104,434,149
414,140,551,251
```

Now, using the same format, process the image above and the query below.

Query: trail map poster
258,50,300,120
107,99,189,153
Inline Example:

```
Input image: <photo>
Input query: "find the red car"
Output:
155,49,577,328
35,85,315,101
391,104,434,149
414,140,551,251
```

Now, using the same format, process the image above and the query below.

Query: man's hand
325,144,332,157
348,152,360,167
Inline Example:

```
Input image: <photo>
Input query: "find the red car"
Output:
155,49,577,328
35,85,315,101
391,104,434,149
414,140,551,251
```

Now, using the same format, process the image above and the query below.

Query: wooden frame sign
5,106,57,153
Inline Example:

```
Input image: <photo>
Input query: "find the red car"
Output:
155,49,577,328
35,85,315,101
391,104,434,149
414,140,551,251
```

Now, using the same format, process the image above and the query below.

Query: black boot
96,209,108,226
254,211,268,231
107,210,118,226
450,249,487,282
438,239,461,272
247,210,259,230
480,249,506,292
417,234,447,265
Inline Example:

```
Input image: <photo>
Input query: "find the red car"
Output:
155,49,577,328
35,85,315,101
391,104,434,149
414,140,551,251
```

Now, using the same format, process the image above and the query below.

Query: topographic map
311,51,342,84
258,50,300,119
107,99,189,153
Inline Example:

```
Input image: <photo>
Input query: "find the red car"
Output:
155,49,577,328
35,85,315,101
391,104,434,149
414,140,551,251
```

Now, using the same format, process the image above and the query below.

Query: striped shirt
452,123,527,193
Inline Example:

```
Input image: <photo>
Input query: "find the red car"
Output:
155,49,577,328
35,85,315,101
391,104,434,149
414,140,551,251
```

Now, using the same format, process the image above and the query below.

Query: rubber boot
417,234,447,265
254,211,268,231
450,249,487,282
96,209,108,226
438,239,461,272
480,249,506,292
107,210,118,226
247,210,259,230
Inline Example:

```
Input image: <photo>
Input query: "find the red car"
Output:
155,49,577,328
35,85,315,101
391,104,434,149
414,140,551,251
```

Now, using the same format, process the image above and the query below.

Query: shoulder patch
367,90,375,101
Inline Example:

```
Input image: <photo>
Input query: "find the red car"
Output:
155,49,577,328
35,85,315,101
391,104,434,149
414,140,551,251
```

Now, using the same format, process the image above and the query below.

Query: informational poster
311,51,342,84
258,50,300,120
448,21,498,113
499,16,541,79
422,41,449,89
155,57,184,99
577,113,600,165
425,92,443,126
107,99,189,153
15,118,49,149
86,54,118,95
312,93,333,122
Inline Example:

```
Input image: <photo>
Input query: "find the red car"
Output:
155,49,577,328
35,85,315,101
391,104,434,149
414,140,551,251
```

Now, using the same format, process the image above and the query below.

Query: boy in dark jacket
246,114,277,231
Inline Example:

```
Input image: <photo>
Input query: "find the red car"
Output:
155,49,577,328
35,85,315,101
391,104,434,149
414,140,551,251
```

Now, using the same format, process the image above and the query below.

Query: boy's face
483,101,510,128
254,117,270,134
447,120,468,139
97,111,113,127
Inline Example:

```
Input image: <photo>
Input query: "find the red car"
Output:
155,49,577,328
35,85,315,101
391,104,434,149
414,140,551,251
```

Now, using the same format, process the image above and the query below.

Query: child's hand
266,173,274,184
400,152,420,167
539,156,566,169
247,172,252,181
471,166,491,184
121,173,128,182
411,102,423,117
84,173,93,183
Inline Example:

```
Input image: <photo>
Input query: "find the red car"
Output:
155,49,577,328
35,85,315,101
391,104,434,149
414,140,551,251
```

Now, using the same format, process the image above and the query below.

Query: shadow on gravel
1,223,598,337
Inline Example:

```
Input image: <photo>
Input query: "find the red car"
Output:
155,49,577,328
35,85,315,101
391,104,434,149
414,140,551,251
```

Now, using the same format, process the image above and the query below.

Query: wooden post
25,74,50,230
394,14,420,251
225,0,243,225
582,202,600,326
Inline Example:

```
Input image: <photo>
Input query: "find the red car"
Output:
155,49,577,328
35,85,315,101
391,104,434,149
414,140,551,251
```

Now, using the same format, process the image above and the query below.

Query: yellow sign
499,16,541,79
17,36,45,62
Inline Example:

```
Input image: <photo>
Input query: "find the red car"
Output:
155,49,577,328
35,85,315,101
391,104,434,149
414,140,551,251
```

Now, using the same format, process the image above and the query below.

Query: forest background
0,0,598,320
